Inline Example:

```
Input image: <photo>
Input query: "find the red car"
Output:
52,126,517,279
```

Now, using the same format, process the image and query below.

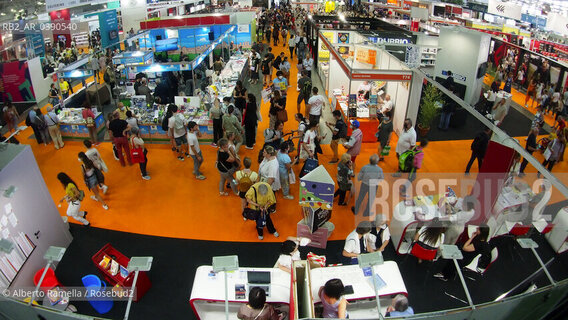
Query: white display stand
190,266,291,320
546,207,568,254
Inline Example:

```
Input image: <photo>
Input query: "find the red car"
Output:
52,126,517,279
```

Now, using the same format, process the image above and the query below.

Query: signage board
487,0,522,20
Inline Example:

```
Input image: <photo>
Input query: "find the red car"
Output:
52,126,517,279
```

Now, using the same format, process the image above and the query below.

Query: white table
190,266,291,320
310,262,407,318
492,183,533,237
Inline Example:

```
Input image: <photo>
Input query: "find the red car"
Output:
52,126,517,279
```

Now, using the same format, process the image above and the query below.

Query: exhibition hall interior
1,0,568,319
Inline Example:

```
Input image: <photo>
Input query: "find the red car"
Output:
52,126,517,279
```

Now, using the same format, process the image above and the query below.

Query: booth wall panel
28,57,52,103
140,16,231,30
0,145,72,290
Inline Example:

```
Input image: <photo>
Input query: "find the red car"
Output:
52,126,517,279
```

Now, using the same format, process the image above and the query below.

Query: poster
356,48,377,65
487,0,522,20
98,10,119,48
338,32,349,44
49,9,71,48
0,61,35,102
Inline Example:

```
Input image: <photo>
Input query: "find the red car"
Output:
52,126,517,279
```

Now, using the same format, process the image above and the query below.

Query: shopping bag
277,109,288,122
543,147,552,161
289,170,296,185
261,87,272,103
307,252,326,268
130,147,145,164
380,146,391,156
300,158,319,178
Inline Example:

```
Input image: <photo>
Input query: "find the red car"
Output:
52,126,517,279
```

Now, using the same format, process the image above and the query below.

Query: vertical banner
0,61,36,102
49,9,71,48
98,10,119,48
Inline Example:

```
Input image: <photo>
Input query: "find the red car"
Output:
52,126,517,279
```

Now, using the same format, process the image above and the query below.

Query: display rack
92,243,152,302
420,47,437,67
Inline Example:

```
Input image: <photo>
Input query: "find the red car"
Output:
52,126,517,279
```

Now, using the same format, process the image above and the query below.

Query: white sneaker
90,195,98,201
273,232,279,237
101,185,108,194
142,176,151,180
258,235,264,240
283,195,294,200
102,204,109,210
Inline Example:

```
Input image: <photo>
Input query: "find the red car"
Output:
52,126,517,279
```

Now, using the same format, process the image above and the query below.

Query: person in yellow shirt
245,182,279,240
59,78,73,99
116,102,130,120
57,172,90,226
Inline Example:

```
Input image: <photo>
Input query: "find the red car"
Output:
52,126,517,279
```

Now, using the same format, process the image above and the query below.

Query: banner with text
488,0,521,20
49,9,71,48
98,10,119,48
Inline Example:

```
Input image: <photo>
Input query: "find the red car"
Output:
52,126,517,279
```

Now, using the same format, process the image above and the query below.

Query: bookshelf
420,47,437,67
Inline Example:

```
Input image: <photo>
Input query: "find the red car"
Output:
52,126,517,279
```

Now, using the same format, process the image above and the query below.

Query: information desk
310,262,407,317
332,94,378,143
190,266,291,320
58,108,105,140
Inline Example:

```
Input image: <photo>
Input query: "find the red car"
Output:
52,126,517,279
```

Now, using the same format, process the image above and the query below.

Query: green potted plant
417,83,442,136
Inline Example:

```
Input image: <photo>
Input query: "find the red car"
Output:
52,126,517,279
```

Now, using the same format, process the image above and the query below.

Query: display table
190,265,291,320
491,182,533,237
58,108,105,140
91,243,152,302
310,262,407,317
332,94,378,143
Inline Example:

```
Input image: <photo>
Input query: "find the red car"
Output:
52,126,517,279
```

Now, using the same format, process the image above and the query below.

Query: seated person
443,196,476,244
379,94,394,116
434,224,491,281
385,294,414,317
237,287,279,320
276,239,301,274
357,80,371,98
319,279,348,319
342,221,373,264
369,214,390,253
413,218,446,263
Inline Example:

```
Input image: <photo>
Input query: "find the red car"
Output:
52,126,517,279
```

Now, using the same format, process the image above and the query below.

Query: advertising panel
98,10,119,48
487,0,522,20
0,61,35,102
49,9,71,48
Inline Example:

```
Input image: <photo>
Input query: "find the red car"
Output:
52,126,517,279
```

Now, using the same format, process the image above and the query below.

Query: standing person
303,55,313,78
343,120,363,164
438,94,457,131
326,110,348,164
296,35,307,61
34,108,50,145
246,182,279,240
261,54,272,87
237,287,279,320
295,113,307,161
539,132,566,176
525,77,537,108
272,71,289,104
503,72,513,93
352,154,384,217
233,81,247,114
279,56,291,83
277,143,295,200
249,50,261,85
236,157,258,212
334,153,354,206
188,121,206,180
273,24,280,46
342,221,374,264
57,173,90,226
125,110,138,132
318,279,348,319
222,104,244,150
44,106,64,150
168,105,189,161
78,152,109,210
130,127,150,180
408,139,428,182
259,145,281,192
27,107,44,144
376,111,393,161
216,138,238,195
59,78,72,99
2,102,19,133
48,84,60,108
307,87,325,125
272,53,284,78
266,47,275,79
108,112,132,166
297,70,312,114
300,122,318,160
393,118,416,177
209,98,223,147
465,127,491,174
519,126,539,176
82,103,98,144
83,140,108,174
244,93,261,149
288,33,297,59
269,90,286,130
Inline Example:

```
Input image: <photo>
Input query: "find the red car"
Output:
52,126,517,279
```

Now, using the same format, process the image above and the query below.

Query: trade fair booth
317,29,416,141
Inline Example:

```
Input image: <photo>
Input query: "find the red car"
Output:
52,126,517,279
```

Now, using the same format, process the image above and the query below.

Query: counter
58,108,105,140
332,94,379,143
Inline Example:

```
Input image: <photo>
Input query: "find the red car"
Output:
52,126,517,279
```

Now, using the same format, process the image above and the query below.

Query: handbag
381,146,391,156
543,147,552,161
130,137,145,164
94,167,105,184
289,170,296,185
300,158,319,178
276,109,288,122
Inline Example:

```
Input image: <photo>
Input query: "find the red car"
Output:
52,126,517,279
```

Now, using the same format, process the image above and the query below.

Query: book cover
99,256,111,269
110,260,119,276
235,284,246,299
373,273,387,291
119,265,129,278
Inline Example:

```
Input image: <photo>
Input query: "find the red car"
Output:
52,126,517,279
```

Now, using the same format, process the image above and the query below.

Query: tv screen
109,30,118,40
155,38,178,52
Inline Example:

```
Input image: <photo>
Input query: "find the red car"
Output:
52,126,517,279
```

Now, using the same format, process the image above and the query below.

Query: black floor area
425,106,549,141
55,211,568,320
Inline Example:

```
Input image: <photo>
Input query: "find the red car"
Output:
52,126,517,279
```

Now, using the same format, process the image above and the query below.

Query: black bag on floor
300,158,319,178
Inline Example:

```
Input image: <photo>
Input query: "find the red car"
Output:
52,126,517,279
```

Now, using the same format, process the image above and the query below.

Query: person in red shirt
554,115,566,132
82,103,98,144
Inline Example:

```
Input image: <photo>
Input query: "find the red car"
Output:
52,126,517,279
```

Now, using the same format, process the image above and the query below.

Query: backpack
174,114,185,130
398,147,421,172
302,78,312,97
238,171,254,193
161,115,170,131
297,38,306,50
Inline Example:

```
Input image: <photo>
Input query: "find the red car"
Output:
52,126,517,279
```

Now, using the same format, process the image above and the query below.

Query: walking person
78,152,109,210
352,154,384,217
108,111,132,166
539,132,566,177
209,99,223,147
519,126,539,176
288,33,297,59
82,103,98,144
83,140,108,176
222,104,244,150
376,111,393,161
57,173,90,226
261,54,272,87
277,143,296,200
465,127,491,174
334,153,354,206
297,71,312,114
307,87,325,125
259,145,281,192
343,120,363,165
327,110,348,164
279,56,291,83
2,101,19,132
217,138,238,196
48,83,60,108
393,118,416,177
236,157,258,212
246,182,279,240
168,105,189,161
244,93,261,149
34,108,50,145
408,139,428,182
233,81,248,114
44,106,64,150
130,127,150,180
525,77,537,108
187,121,206,180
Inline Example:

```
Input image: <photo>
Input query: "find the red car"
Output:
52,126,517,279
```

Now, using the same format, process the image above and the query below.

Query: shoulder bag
130,136,145,164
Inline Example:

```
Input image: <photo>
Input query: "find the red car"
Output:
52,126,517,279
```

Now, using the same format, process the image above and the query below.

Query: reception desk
190,266,291,320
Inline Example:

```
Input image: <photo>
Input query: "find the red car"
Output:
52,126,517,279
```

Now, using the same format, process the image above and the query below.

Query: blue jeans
190,151,204,176
279,172,290,196
354,183,378,217
438,112,452,130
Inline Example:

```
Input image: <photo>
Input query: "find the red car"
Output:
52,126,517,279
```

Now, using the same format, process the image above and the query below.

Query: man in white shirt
380,94,394,115
303,56,313,77
288,34,297,59
393,118,416,177
443,196,475,244
187,121,206,180
44,106,64,150
168,105,189,161
342,221,373,265
307,87,325,125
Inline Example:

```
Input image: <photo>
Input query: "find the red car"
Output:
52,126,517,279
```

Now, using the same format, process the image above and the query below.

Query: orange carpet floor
6,41,568,243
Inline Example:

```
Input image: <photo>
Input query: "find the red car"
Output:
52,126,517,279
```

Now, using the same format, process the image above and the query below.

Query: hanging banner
49,9,71,48
487,0,522,20
98,10,119,48
0,61,35,102
546,13,568,36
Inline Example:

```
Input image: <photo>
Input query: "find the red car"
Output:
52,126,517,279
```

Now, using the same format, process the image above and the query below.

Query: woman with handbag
269,90,286,129
130,127,150,180
57,172,90,226
217,138,239,196
539,130,566,177
78,152,109,210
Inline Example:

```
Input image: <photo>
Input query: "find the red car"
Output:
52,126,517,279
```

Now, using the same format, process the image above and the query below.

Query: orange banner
356,49,377,65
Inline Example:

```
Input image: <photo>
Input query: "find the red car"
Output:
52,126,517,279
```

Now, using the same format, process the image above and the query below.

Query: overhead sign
487,0,522,20
546,13,568,36
46,0,106,11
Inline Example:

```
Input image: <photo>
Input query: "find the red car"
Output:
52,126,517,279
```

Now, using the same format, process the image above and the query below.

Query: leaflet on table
58,108,102,124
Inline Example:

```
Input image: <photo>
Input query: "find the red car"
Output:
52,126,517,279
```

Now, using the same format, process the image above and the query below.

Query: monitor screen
247,271,271,284
155,38,178,52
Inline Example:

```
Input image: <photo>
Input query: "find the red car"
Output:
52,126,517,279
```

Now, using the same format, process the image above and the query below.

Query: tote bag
130,137,145,164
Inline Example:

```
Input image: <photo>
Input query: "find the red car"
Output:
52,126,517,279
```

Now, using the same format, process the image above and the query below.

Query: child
319,279,348,319
409,139,428,182
83,139,108,194
236,157,258,212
